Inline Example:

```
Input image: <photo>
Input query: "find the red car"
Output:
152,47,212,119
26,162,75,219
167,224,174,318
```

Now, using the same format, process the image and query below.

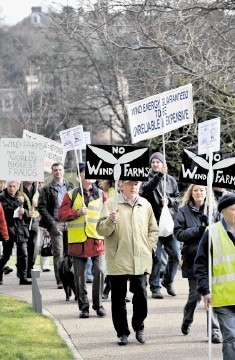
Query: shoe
161,282,177,296
212,334,222,344
152,290,164,299
57,282,63,289
3,266,13,275
102,291,109,300
79,310,89,318
43,268,51,272
118,335,128,346
93,305,106,317
19,279,32,285
125,297,131,303
136,330,146,344
181,323,191,335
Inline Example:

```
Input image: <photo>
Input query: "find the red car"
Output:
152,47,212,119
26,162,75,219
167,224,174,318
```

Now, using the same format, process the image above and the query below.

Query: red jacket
0,203,9,240
58,186,107,258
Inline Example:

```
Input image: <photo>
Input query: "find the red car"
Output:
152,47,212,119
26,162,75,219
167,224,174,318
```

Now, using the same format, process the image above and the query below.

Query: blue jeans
214,306,235,360
149,235,179,292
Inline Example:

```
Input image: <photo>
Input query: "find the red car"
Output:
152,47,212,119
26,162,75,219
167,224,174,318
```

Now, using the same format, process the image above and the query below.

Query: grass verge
0,295,74,360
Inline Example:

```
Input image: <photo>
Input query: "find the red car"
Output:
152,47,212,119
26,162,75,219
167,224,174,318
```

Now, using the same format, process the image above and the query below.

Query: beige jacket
96,192,158,275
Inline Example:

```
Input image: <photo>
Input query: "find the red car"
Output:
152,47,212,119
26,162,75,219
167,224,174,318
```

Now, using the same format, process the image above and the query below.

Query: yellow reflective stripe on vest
67,189,104,243
211,222,235,307
23,191,39,218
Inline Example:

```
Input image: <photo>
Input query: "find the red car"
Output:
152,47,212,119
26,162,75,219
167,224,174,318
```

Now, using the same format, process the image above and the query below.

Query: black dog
59,255,77,301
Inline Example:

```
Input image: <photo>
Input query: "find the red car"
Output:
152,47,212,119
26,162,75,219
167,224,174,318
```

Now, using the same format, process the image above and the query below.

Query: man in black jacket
0,181,31,285
141,152,180,299
38,163,73,288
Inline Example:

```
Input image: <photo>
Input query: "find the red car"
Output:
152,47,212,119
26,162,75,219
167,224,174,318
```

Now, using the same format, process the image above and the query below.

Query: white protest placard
0,138,44,181
79,131,91,150
127,84,193,144
198,118,220,155
60,125,85,151
23,130,66,173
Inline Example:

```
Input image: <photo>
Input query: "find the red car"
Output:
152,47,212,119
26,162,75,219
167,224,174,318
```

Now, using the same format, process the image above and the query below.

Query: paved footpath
0,268,222,360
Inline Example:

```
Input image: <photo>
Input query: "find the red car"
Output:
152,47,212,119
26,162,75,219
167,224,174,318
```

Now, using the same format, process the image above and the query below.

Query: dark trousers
109,274,148,338
27,226,39,275
0,240,27,280
73,255,104,311
184,278,220,336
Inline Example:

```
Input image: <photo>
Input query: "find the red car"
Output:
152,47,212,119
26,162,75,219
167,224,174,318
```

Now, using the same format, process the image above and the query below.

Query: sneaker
79,310,89,318
181,323,191,335
118,335,128,346
136,330,146,343
3,266,13,275
152,290,164,299
93,305,106,317
161,282,177,296
212,334,222,344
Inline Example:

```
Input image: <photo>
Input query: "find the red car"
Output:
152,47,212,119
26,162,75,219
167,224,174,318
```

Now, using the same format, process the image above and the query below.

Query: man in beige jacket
97,180,158,346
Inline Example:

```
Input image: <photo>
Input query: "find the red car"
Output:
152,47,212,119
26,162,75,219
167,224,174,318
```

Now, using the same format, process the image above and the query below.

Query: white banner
127,84,193,144
60,125,85,151
23,130,66,173
198,118,220,155
0,138,44,181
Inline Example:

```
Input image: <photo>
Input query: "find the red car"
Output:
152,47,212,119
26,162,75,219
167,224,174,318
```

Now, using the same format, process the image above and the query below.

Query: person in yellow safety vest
23,181,40,278
58,163,108,319
195,193,235,360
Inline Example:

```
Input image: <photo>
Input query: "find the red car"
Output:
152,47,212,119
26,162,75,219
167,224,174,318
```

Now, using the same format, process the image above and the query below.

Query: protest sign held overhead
198,118,220,155
60,125,85,151
23,130,65,173
127,84,193,144
81,131,91,150
85,145,149,181
179,149,235,190
0,138,44,181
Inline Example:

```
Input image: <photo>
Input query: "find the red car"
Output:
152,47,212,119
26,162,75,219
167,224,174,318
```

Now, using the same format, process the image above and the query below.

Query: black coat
141,171,180,223
38,179,74,230
174,200,207,279
0,190,29,243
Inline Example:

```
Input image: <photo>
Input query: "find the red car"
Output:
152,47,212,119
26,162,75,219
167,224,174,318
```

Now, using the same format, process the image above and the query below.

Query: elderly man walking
97,180,158,345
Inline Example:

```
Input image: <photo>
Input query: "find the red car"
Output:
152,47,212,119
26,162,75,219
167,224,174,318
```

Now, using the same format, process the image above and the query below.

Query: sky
0,0,79,25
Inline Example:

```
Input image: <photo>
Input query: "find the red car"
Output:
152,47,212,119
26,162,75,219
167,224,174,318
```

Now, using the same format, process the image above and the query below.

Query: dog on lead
59,255,77,301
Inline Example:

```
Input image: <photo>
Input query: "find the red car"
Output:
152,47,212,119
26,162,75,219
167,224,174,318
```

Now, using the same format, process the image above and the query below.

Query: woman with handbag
174,184,221,343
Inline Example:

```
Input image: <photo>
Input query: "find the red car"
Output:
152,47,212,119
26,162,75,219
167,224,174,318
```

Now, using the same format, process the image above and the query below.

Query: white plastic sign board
198,118,220,155
23,130,65,173
81,131,91,150
60,125,85,151
127,84,193,144
0,138,44,181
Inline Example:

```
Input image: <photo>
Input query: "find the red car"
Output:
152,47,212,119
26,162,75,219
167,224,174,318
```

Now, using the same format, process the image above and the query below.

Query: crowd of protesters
0,153,234,359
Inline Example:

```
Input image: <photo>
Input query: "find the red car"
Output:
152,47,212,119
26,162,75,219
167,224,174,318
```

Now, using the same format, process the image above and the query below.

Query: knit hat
150,152,164,164
78,162,86,173
218,193,235,213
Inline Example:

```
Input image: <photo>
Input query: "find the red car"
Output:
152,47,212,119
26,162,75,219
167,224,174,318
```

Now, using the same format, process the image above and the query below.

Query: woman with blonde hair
174,183,221,343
